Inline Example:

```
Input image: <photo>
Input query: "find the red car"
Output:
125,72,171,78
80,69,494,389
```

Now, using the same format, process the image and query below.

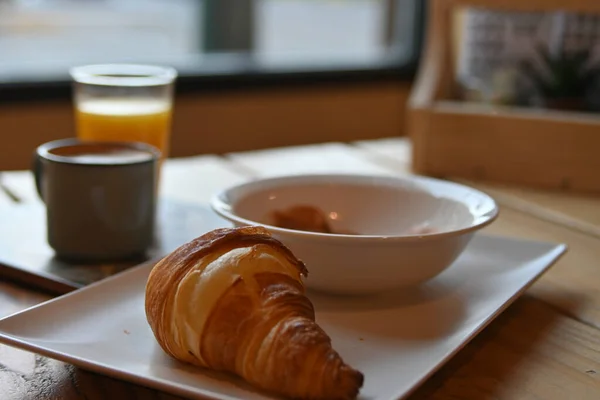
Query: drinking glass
69,64,177,163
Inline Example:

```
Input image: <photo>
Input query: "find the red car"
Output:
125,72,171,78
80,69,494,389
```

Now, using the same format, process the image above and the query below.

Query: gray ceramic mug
33,138,160,262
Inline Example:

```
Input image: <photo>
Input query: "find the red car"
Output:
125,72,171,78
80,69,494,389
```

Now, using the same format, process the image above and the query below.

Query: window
0,0,424,97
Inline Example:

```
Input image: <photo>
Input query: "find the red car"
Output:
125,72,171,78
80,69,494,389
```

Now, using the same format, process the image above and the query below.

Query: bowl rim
210,173,499,243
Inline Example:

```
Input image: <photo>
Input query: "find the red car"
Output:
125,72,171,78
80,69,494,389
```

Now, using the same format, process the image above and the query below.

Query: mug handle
32,150,45,202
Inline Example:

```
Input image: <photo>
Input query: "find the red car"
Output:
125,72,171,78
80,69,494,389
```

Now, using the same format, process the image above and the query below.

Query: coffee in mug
33,138,160,261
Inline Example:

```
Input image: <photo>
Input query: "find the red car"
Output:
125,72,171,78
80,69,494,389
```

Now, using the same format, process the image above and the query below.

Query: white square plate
0,234,566,400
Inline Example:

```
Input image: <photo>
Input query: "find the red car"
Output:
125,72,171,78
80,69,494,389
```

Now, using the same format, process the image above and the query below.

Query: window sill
0,49,419,104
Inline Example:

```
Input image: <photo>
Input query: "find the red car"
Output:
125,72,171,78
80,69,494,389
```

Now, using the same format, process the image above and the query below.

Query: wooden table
1,138,600,399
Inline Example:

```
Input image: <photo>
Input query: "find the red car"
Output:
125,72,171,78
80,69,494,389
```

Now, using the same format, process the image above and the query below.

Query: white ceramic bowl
210,174,498,295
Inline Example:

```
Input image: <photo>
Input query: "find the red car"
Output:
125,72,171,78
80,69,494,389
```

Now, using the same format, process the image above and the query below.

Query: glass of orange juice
69,64,177,166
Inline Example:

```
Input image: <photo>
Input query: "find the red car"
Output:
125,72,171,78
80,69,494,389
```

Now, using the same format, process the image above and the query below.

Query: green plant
519,43,600,107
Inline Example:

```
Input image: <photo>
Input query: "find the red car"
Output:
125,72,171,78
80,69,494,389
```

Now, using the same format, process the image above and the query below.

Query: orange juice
75,98,172,158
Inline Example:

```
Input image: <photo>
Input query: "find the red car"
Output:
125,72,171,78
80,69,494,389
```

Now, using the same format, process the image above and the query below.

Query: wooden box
408,0,600,193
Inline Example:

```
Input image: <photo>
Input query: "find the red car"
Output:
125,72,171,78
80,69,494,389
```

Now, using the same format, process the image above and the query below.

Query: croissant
145,226,363,400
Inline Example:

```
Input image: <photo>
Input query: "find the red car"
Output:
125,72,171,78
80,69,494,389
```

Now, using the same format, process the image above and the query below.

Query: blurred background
3,1,600,171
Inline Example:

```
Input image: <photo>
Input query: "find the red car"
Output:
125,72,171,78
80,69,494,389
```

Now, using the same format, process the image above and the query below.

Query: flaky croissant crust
145,226,363,400
145,226,308,350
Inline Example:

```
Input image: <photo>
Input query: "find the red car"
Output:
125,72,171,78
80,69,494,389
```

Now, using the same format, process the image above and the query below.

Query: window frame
0,0,426,104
